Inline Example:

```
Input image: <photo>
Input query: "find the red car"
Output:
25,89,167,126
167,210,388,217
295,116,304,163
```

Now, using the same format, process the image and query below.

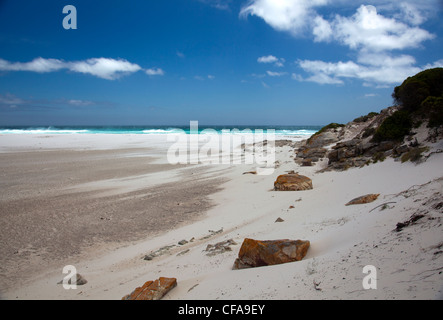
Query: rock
178,239,188,245
345,194,380,206
122,277,177,300
307,131,340,148
301,159,313,167
274,140,297,148
274,173,313,191
333,139,361,149
57,273,87,286
297,147,327,159
233,238,310,269
205,239,237,256
143,244,176,261
275,217,284,223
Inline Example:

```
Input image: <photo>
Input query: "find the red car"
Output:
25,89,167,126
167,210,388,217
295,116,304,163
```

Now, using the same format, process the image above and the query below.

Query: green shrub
353,112,379,123
372,110,412,142
400,146,429,163
393,68,443,112
420,96,443,127
361,127,376,138
372,151,386,163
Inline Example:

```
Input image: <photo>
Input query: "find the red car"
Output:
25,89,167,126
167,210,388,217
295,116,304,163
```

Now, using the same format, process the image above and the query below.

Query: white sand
1,133,443,300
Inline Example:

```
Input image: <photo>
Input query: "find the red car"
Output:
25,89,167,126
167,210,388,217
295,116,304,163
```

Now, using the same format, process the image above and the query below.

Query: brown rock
274,173,313,191
298,147,327,159
233,238,310,269
122,277,177,300
301,159,313,166
345,194,380,206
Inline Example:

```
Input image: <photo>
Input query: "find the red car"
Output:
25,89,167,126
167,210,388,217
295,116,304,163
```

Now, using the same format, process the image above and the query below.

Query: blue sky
0,0,442,126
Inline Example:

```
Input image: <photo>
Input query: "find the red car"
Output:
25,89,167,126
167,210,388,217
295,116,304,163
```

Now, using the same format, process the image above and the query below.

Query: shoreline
1,133,442,299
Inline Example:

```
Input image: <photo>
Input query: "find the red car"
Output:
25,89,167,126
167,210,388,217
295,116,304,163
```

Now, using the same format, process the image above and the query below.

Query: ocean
0,125,321,137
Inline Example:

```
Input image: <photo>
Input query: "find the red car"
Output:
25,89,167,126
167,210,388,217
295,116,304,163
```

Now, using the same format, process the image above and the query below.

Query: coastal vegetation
369,68,443,143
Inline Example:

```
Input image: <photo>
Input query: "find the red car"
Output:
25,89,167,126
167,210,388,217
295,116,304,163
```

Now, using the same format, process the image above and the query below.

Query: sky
0,0,442,126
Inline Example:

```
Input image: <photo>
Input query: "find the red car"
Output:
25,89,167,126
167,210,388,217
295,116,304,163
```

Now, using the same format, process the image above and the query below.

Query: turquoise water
0,125,321,136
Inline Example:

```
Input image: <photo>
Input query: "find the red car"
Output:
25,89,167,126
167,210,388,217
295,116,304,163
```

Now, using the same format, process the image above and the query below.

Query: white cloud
313,15,333,42
68,58,142,80
243,1,439,87
199,0,232,11
296,53,424,85
257,55,277,63
207,75,215,80
145,67,165,76
305,73,344,85
0,57,143,80
331,5,434,52
261,81,270,88
398,3,423,25
240,0,328,36
67,99,94,106
0,57,65,73
423,59,443,69
266,71,287,77
257,55,285,67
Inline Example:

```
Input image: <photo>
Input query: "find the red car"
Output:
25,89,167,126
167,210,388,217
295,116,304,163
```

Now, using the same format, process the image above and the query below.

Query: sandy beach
1,130,442,300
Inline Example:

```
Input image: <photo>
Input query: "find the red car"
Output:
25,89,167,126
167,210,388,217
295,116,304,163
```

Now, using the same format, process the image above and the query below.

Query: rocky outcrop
295,127,342,165
122,277,177,300
233,238,310,269
345,194,380,206
296,106,426,171
274,173,313,191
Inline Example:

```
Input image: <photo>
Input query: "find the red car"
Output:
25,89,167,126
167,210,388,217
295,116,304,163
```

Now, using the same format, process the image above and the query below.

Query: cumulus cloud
257,55,285,67
243,1,439,87
0,57,143,80
67,58,142,80
423,59,443,69
295,54,428,85
240,0,328,35
145,67,165,76
313,15,333,42
0,57,65,73
331,5,434,52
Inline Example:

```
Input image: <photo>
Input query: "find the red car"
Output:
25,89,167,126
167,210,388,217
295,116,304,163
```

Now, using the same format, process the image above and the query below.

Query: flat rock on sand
345,194,380,206
122,277,177,300
233,238,310,269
